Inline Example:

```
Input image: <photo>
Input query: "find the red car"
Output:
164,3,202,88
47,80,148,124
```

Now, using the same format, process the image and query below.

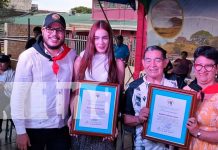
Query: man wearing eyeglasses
11,13,76,150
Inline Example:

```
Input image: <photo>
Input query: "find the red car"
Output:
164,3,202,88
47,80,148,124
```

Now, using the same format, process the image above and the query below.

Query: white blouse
80,50,109,82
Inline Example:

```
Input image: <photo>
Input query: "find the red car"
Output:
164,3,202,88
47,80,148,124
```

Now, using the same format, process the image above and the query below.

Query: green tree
208,37,218,49
190,30,213,46
0,1,22,24
0,0,9,8
71,6,91,14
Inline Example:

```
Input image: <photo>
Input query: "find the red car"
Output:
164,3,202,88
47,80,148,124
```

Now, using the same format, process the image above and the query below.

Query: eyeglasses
45,27,65,34
194,63,216,72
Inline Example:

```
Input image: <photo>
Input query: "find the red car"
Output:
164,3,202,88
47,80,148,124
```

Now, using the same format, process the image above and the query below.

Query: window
108,2,116,8
95,1,104,8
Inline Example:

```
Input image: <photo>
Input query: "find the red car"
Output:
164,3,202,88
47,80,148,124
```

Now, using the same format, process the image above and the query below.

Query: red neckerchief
203,83,218,94
52,44,70,75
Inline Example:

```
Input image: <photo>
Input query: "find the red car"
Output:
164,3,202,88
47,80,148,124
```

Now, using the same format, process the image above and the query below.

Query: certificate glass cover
143,84,197,148
71,81,120,137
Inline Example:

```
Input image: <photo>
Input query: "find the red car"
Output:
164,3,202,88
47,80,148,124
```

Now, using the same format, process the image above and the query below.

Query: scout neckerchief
51,44,70,75
203,83,218,94
33,40,70,75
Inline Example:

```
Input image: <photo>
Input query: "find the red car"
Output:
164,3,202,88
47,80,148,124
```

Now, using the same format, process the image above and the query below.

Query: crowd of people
0,13,217,150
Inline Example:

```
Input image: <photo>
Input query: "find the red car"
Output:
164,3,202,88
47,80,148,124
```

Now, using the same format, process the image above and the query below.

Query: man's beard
44,39,65,50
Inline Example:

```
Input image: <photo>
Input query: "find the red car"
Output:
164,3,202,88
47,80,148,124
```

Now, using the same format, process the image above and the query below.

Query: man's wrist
136,116,141,124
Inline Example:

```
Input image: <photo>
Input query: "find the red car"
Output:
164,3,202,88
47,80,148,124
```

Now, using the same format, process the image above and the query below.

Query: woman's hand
67,115,73,132
67,115,78,137
102,128,118,142
187,117,199,137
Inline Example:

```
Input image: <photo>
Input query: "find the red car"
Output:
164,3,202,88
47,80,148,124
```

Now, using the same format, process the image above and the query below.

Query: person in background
0,54,15,133
113,35,130,150
69,20,125,150
11,13,76,150
185,46,218,150
164,60,173,76
25,26,42,49
165,59,186,89
123,45,177,149
173,51,193,80
114,35,130,64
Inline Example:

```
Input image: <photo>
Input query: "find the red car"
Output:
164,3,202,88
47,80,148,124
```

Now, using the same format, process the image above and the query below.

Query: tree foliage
0,0,23,24
208,36,218,49
0,0,9,8
71,6,92,14
190,30,213,46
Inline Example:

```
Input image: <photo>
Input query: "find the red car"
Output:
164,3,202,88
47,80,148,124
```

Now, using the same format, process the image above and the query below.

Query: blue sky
32,0,92,12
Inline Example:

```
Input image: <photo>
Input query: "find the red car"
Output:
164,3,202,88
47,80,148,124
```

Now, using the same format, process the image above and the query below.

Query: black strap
188,79,202,92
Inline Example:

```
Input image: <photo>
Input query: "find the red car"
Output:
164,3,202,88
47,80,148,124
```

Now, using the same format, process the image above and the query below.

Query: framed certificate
71,81,120,137
142,84,197,148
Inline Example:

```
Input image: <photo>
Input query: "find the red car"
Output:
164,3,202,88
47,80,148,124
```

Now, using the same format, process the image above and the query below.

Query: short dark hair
33,26,42,34
194,46,218,64
181,51,188,56
144,45,167,59
116,35,123,41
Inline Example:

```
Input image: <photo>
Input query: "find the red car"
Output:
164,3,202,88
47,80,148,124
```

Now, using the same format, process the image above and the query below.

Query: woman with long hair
69,20,125,150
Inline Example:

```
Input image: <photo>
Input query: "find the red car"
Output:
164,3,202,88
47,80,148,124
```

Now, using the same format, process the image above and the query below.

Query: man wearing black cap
0,54,15,133
11,13,76,150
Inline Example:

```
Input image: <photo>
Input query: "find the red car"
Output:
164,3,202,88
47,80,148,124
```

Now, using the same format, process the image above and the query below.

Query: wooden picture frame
142,84,197,149
71,81,120,137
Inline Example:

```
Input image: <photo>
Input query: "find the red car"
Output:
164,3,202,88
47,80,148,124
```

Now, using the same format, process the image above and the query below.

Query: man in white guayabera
11,13,76,150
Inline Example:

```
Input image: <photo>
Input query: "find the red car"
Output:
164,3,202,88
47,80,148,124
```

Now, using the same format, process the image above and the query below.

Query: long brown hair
77,20,118,83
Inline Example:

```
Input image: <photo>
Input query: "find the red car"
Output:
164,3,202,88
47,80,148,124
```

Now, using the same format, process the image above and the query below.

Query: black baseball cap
43,13,66,29
0,54,10,63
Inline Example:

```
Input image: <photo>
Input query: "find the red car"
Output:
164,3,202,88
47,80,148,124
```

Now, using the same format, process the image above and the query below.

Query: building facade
92,0,137,21
8,0,32,12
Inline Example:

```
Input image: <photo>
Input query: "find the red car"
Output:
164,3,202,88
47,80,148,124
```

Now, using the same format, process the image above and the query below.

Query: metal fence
0,35,136,66
66,35,88,55
63,35,136,66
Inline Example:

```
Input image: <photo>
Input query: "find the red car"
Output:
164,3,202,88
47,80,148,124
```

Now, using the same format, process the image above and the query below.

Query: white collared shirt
45,46,64,57
11,47,76,134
